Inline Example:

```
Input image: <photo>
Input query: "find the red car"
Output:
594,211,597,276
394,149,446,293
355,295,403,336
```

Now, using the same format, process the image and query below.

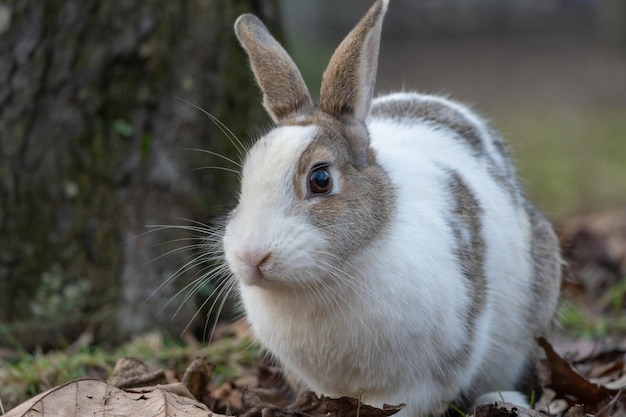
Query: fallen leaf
318,395,404,417
538,337,618,413
126,382,198,401
182,357,215,403
4,378,220,417
239,389,404,417
562,404,586,417
107,357,167,389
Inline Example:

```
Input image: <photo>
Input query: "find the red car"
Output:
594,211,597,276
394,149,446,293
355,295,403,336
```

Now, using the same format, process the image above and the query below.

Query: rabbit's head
223,0,393,289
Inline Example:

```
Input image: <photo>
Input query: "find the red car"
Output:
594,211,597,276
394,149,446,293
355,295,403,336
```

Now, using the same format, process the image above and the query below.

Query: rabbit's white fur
224,1,561,416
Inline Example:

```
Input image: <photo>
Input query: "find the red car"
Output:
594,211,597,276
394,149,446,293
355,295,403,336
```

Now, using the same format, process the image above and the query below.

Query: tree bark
0,0,280,347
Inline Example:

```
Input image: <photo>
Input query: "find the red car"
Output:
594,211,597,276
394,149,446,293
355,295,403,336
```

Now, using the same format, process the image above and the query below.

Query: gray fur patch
447,171,487,315
485,128,523,206
525,204,562,336
436,169,487,383
370,97,484,155
370,96,525,206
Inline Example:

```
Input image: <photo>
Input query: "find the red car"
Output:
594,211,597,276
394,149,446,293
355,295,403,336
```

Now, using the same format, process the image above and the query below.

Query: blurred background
0,0,625,354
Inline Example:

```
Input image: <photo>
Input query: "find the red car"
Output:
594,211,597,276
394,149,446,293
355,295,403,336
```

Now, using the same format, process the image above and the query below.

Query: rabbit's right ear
235,15,313,124
320,0,388,124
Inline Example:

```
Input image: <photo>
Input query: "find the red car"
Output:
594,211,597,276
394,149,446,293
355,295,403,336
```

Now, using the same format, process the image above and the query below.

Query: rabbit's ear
320,0,388,123
235,15,313,123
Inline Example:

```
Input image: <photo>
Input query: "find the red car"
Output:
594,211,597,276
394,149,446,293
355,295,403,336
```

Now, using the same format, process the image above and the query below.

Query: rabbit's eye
308,166,332,195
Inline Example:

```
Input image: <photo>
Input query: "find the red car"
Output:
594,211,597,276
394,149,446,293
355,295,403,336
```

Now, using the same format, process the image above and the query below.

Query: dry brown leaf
318,395,404,417
239,389,404,417
562,404,587,417
4,378,221,417
538,337,618,413
126,382,198,401
182,357,215,403
107,357,167,389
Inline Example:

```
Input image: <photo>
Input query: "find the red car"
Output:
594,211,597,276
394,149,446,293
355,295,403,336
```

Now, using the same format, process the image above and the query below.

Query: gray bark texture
0,0,280,348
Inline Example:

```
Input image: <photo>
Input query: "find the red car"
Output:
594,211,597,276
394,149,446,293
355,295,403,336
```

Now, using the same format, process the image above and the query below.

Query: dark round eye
308,166,332,195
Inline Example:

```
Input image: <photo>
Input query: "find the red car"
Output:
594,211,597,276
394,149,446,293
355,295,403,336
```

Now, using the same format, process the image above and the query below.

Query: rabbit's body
224,1,561,416
235,92,559,414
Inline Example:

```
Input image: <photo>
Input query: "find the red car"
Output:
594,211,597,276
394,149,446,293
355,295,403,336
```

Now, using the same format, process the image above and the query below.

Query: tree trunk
0,0,280,348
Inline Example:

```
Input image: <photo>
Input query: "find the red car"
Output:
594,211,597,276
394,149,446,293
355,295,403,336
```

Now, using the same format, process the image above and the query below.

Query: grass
558,290,626,339
558,300,606,339
0,331,261,412
493,104,626,219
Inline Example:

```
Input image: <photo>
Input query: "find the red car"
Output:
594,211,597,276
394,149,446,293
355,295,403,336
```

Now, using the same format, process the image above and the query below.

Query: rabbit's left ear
235,14,313,123
320,0,389,123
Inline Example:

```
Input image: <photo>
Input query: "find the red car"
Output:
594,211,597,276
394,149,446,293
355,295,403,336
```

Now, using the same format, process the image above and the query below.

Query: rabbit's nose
254,251,271,272
239,247,272,280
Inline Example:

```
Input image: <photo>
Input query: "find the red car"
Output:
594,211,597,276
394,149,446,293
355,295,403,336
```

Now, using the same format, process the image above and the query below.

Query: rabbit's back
366,92,561,406
370,93,521,204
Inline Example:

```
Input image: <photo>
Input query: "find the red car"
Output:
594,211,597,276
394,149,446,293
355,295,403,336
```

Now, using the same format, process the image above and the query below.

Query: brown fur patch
319,0,386,121
235,15,313,122
287,110,372,167
291,113,395,261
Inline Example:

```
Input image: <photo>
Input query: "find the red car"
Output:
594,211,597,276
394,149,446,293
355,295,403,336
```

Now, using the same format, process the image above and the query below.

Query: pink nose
240,248,271,278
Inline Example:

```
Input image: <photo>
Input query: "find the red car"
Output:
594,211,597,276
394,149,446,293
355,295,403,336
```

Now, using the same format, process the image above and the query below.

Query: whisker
180,272,235,337
193,166,241,175
146,223,219,235
184,148,241,168
163,259,229,324
148,242,211,264
176,267,217,309
174,96,245,156
179,288,215,336
203,279,238,342
148,251,215,310
142,214,239,343
176,217,230,235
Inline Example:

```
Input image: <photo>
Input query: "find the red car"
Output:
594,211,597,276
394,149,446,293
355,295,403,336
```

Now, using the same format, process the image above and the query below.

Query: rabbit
221,0,561,415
